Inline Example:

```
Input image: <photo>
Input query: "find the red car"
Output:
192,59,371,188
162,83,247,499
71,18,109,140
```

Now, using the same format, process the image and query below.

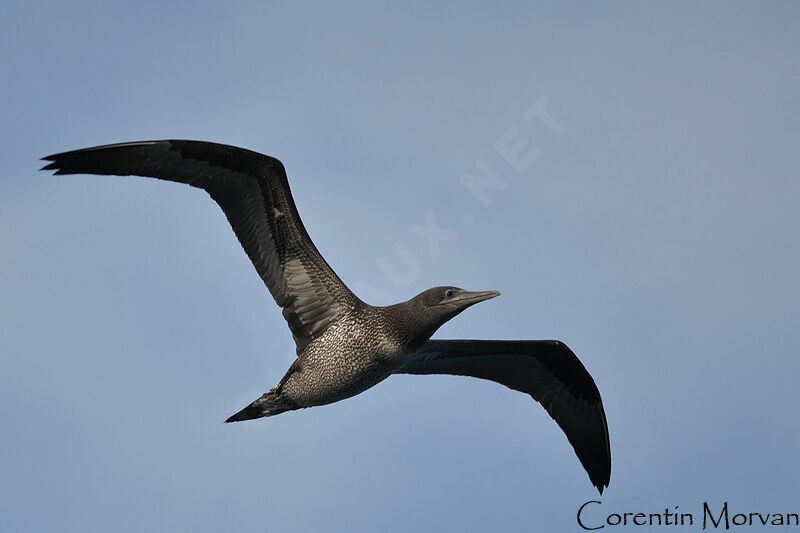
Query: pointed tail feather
225,391,293,423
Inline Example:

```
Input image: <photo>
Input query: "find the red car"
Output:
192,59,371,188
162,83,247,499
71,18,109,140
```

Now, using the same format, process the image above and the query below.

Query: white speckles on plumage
277,305,407,408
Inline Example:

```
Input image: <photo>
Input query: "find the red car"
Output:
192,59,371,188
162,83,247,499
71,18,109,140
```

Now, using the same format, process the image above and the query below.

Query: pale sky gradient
3,2,799,531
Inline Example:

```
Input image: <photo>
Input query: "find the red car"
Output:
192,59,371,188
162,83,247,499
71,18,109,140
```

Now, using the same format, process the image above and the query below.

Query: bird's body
42,139,611,493
231,288,500,419
265,304,400,413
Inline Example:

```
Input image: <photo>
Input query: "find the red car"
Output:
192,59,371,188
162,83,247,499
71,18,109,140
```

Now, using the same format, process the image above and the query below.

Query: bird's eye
444,289,454,298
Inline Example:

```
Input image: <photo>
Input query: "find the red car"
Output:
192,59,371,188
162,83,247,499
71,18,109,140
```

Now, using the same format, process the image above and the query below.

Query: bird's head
400,286,500,347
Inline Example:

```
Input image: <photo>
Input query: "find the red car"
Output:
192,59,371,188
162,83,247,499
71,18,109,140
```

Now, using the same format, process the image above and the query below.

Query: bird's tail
225,391,294,423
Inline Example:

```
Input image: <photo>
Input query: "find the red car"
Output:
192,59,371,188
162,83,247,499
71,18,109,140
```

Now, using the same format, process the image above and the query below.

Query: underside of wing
397,339,611,494
41,140,359,351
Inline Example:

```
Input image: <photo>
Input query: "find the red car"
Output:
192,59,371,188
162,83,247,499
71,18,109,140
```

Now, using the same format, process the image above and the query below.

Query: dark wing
41,140,359,352
397,339,611,494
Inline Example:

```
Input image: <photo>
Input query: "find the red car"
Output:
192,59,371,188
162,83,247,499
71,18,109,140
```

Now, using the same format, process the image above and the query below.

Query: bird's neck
377,301,442,353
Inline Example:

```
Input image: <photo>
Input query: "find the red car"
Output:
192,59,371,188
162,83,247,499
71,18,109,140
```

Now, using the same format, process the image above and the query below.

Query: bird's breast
278,318,407,408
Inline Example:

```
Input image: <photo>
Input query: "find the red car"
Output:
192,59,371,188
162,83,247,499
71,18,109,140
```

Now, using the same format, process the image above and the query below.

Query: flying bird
41,140,611,493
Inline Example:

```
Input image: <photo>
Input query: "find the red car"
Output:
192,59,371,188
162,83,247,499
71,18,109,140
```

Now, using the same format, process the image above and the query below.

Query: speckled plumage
280,306,400,408
41,139,612,494
247,290,483,415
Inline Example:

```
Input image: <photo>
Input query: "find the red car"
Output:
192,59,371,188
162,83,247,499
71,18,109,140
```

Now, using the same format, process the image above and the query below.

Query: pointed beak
452,290,500,307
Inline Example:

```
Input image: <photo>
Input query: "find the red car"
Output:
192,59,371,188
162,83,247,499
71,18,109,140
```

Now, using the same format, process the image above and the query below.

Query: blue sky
2,2,799,531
